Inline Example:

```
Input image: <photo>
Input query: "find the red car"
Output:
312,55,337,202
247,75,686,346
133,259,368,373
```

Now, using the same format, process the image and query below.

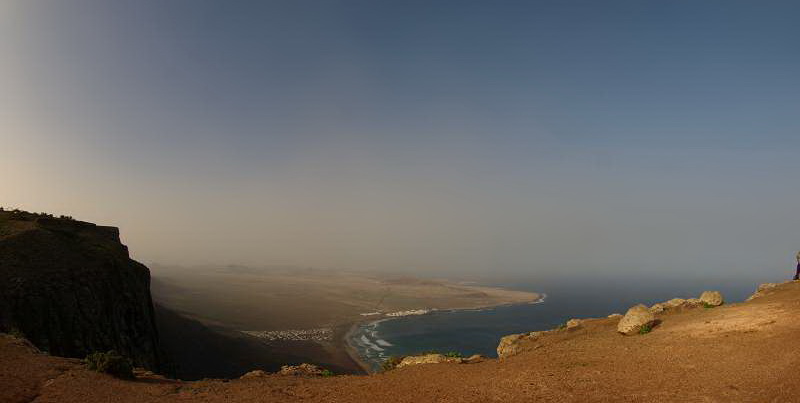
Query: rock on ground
240,370,268,379
497,331,548,359
396,354,462,368
497,334,526,358
566,319,582,329
617,304,655,335
649,303,666,314
699,291,724,306
279,364,325,376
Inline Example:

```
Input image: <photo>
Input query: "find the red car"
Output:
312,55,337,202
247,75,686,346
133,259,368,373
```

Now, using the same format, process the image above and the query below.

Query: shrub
639,323,653,335
444,351,462,358
85,351,134,379
321,369,334,377
8,327,25,339
702,302,714,309
381,356,405,372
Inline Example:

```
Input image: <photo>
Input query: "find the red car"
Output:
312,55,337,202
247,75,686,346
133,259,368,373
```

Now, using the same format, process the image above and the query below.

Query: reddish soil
3,281,800,403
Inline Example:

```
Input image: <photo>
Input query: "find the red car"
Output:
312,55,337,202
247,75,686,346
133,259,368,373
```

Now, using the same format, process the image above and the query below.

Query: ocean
349,275,768,372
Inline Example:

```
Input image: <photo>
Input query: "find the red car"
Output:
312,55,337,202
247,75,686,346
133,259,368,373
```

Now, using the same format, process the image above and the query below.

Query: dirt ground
3,281,799,403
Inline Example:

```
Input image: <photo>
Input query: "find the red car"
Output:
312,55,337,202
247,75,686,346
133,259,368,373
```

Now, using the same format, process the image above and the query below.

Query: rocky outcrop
279,363,326,376
0,211,163,372
566,319,582,329
648,292,723,313
497,331,549,359
497,333,526,358
240,370,268,379
746,282,781,301
617,304,655,335
396,354,462,368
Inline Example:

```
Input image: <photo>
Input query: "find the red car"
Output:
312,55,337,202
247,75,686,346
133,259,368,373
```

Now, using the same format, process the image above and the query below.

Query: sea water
349,275,762,372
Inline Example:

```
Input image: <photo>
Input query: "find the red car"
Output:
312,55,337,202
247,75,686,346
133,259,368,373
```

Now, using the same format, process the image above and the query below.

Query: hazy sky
2,1,799,279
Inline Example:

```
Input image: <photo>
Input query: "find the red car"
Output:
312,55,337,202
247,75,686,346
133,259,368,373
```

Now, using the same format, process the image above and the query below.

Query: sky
2,1,799,280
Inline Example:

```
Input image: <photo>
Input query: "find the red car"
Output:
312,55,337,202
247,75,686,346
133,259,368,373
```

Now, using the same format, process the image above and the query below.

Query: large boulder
699,291,724,306
396,354,462,368
617,304,656,335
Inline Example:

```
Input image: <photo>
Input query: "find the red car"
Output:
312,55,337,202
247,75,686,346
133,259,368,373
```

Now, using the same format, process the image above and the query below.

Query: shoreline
341,293,547,374
342,319,375,374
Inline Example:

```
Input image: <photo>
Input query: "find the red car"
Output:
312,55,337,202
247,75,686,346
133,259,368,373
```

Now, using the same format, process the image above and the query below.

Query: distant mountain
0,210,164,372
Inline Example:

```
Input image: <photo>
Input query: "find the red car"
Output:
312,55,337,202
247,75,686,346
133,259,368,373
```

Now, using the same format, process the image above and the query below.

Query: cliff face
0,211,163,371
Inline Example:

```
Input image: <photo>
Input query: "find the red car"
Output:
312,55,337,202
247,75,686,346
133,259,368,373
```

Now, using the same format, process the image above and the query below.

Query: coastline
342,320,375,374
341,293,547,374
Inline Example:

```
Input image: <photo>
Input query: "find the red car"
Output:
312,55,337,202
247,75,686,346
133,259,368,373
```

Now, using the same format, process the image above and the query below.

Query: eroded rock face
279,363,325,376
0,212,163,372
396,354,462,368
699,291,724,306
617,304,655,335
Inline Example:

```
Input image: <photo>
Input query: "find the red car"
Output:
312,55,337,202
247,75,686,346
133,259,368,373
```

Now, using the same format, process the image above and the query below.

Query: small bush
639,324,653,335
321,369,334,377
85,351,134,379
381,356,405,372
702,302,714,309
8,327,25,339
444,351,462,358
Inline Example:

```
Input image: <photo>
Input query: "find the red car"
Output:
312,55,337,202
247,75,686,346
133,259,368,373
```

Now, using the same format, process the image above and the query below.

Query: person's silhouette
794,251,800,281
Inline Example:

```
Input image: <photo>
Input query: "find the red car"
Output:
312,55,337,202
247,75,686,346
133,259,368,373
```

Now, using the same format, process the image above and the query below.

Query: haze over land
151,265,539,331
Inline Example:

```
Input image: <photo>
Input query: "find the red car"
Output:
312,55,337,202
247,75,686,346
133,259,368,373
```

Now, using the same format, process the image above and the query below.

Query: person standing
795,251,800,280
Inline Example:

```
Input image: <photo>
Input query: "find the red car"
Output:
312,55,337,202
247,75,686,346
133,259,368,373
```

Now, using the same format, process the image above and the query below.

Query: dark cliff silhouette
0,210,164,372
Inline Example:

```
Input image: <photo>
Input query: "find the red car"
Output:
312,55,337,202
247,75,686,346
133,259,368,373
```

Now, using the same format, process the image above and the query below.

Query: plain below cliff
2,279,799,402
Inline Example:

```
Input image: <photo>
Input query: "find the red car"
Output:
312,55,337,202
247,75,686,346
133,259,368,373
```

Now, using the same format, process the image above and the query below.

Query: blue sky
2,1,798,280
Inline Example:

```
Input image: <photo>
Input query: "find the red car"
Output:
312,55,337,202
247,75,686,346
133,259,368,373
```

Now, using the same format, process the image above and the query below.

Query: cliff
0,210,163,371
